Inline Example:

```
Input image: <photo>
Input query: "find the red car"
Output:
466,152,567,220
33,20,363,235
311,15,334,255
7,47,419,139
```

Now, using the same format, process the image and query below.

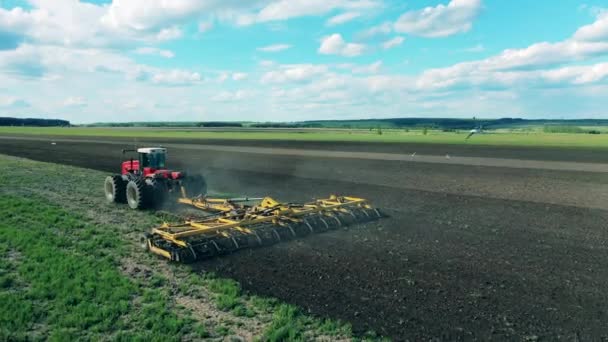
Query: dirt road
1,135,607,340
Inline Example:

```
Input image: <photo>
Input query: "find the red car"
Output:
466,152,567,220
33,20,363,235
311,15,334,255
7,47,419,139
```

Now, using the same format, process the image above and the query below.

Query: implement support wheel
139,234,150,251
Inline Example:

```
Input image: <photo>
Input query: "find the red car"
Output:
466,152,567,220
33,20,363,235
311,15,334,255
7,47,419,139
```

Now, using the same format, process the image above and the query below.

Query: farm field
0,155,360,341
1,126,608,149
0,134,607,340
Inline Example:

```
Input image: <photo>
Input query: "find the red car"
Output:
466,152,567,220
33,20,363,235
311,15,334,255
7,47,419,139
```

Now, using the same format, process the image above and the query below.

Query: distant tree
422,127,428,135
0,117,70,127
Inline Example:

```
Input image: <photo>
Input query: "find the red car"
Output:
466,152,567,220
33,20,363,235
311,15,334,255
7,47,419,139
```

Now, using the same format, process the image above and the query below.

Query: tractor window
139,153,150,168
139,153,165,169
147,153,166,169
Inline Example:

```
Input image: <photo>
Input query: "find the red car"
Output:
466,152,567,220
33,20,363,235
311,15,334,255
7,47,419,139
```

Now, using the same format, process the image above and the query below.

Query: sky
1,0,608,123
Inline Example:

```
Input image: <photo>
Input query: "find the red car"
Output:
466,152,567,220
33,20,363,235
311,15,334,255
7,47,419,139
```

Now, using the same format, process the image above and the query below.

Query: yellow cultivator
142,195,383,262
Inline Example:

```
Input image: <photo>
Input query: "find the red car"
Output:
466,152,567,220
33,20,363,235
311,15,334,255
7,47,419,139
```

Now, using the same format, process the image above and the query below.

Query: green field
0,155,379,341
1,126,608,149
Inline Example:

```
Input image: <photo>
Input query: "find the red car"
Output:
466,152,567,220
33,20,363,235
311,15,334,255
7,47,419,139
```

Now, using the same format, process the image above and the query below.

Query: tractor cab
122,147,167,177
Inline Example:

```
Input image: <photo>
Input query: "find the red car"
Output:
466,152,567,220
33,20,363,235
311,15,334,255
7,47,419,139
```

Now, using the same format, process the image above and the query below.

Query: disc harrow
142,195,383,262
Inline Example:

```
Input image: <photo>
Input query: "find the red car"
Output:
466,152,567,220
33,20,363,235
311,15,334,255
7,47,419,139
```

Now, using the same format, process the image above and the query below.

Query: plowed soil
1,135,607,341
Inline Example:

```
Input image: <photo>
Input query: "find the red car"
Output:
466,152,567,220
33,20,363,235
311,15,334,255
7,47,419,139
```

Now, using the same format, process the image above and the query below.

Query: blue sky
1,0,608,123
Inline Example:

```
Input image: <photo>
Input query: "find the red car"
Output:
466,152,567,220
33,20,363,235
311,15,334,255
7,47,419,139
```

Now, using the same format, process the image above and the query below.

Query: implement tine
333,215,342,227
286,223,297,238
211,240,221,253
273,229,281,242
304,218,314,233
360,208,371,218
374,208,382,217
231,236,239,250
253,231,263,246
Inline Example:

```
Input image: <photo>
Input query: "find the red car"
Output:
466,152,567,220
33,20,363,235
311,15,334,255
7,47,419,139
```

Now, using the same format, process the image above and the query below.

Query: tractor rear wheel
126,179,146,210
104,175,126,203
182,174,207,198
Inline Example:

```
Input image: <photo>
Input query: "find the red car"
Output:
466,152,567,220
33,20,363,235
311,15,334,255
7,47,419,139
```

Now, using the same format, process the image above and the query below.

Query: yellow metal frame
149,195,375,259
177,196,264,213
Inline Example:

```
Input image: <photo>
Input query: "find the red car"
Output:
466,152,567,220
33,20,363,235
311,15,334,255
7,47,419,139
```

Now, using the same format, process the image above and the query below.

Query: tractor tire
147,178,168,209
126,179,146,210
104,175,126,204
182,174,207,198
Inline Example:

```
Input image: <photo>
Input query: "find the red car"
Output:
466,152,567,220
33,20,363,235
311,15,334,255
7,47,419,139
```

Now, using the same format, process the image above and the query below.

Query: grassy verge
0,154,381,341
0,195,205,341
0,126,607,149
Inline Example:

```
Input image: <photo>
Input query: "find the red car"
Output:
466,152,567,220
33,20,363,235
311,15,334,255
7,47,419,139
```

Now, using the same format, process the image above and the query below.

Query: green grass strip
1,126,608,149
0,195,206,341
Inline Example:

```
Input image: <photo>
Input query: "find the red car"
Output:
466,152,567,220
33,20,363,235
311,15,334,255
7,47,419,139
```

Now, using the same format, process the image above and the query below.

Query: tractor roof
137,147,166,154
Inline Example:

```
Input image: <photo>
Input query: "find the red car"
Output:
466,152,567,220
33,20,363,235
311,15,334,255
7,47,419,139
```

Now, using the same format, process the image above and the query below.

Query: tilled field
1,136,608,340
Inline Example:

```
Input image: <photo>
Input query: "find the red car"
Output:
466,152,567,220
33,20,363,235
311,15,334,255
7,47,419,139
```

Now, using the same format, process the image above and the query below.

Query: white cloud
261,64,329,83
155,27,183,41
260,60,276,66
0,44,207,89
0,2,110,48
216,72,248,82
473,40,608,72
319,34,365,57
463,44,485,52
394,0,482,38
135,47,175,58
353,60,382,74
63,96,87,107
0,7,31,50
150,69,202,86
198,21,213,33
255,0,379,23
540,62,608,85
217,72,229,82
573,11,608,41
0,44,46,78
232,72,248,81
382,36,404,49
326,12,361,26
122,100,140,110
212,90,251,101
415,11,608,92
98,0,380,30
257,44,292,52
416,43,608,92
0,96,30,108
100,0,208,32
0,1,188,50
359,22,392,39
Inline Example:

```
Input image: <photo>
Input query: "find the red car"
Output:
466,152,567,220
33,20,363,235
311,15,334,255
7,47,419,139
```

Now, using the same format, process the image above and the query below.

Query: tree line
0,117,71,127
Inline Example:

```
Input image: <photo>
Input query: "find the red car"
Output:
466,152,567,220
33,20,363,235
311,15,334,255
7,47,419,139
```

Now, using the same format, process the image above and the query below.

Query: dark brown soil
3,133,608,163
1,136,608,341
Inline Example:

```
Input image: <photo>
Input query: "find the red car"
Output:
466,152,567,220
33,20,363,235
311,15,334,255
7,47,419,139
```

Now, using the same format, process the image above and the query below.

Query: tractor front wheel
104,176,126,203
126,179,146,210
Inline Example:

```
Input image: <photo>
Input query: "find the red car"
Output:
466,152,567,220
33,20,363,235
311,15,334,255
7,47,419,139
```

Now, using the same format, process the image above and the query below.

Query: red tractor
104,147,206,209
